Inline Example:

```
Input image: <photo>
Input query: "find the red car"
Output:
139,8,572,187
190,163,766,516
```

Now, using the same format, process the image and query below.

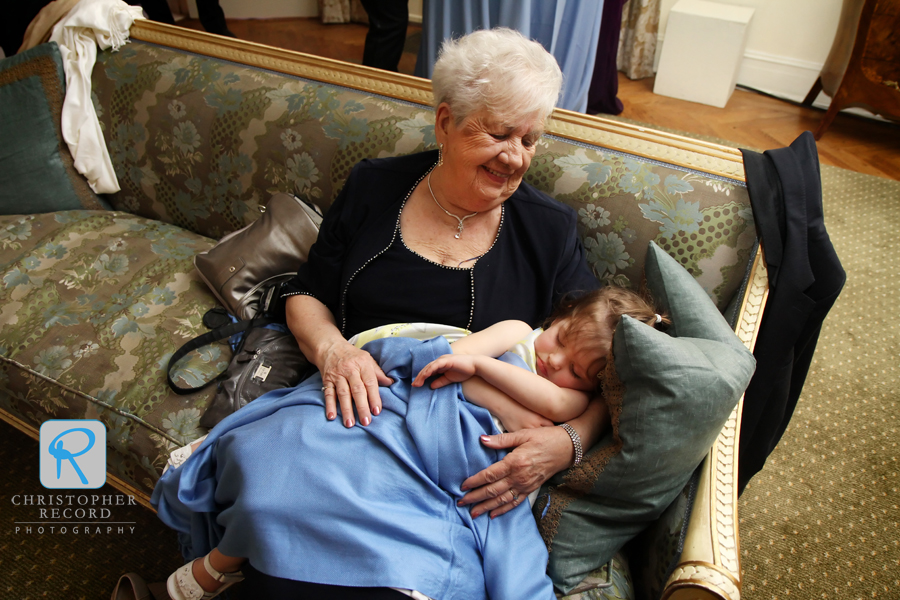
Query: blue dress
151,335,555,600
414,0,605,113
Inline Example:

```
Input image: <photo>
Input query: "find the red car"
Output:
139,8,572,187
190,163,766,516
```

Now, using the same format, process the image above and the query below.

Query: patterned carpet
1,149,897,600
738,164,900,599
605,116,900,598
0,424,183,599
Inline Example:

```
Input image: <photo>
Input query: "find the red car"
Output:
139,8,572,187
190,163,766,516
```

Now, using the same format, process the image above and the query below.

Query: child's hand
412,354,479,389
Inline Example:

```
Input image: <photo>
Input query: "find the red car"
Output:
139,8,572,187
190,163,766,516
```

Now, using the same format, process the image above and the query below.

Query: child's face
534,319,605,392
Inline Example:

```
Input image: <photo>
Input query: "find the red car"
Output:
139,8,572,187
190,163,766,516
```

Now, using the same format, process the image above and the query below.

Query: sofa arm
661,252,769,600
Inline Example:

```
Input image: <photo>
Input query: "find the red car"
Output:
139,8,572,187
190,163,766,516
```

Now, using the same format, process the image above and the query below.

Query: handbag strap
166,315,281,395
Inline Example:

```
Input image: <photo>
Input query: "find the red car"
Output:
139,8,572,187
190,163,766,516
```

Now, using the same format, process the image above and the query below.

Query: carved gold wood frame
663,252,769,600
129,21,747,181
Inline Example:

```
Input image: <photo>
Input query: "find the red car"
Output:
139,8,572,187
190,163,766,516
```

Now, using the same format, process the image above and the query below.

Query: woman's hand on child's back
495,405,554,432
413,354,480,389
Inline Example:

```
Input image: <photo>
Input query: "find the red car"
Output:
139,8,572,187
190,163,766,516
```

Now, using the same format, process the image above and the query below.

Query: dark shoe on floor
206,27,236,38
111,573,153,600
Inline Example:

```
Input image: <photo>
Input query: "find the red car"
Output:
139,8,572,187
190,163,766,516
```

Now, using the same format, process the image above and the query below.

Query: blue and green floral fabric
91,40,753,312
558,552,635,599
0,211,221,493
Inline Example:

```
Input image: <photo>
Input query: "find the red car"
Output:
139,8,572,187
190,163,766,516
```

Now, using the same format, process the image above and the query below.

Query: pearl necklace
427,172,478,239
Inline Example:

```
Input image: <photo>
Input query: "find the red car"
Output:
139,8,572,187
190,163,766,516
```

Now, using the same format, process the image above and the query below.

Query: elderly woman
152,28,607,599
285,26,606,516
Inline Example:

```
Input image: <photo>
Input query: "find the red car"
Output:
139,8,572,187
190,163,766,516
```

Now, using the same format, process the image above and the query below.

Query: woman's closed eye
490,132,538,145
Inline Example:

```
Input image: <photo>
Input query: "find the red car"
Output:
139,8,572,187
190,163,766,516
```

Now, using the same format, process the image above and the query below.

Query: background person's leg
359,0,409,71
128,0,176,24
196,0,234,37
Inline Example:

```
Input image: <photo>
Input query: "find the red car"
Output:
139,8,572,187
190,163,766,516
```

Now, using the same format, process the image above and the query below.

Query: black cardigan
738,132,846,494
283,150,599,337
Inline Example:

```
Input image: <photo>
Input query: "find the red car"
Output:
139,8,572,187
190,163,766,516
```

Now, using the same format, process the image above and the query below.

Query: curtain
617,0,660,80
318,0,368,24
414,0,605,113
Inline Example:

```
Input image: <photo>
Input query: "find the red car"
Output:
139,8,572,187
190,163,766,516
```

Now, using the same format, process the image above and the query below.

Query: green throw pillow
538,241,756,593
0,43,107,214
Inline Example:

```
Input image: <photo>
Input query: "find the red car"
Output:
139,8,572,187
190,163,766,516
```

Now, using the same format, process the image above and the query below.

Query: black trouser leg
197,0,234,37
359,0,409,71
237,562,412,600
128,0,175,24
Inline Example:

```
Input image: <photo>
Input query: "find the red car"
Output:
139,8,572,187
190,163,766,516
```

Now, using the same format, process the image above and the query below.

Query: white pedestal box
653,0,755,108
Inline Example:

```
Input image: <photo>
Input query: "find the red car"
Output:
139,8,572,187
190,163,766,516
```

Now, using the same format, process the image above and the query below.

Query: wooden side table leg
814,98,843,140
802,77,824,106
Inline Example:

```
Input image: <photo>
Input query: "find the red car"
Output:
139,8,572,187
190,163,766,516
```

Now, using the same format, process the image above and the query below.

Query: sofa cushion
0,211,221,496
537,241,756,591
90,39,756,315
526,141,757,312
0,43,107,214
90,41,437,240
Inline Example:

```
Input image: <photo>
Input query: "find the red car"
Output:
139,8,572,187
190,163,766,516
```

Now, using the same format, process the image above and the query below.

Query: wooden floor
181,17,900,181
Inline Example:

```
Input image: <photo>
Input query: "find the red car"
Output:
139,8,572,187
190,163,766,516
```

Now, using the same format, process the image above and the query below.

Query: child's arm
447,320,535,358
462,377,555,431
415,353,589,422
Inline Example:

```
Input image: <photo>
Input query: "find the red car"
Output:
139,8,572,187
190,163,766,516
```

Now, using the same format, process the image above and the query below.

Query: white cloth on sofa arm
49,0,144,194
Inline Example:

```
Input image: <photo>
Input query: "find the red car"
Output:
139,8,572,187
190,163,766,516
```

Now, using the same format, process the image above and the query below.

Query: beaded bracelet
559,423,583,467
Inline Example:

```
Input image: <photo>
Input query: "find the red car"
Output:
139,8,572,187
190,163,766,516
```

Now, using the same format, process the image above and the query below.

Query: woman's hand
318,339,392,428
458,425,574,518
412,354,479,389
285,295,391,428
459,396,609,518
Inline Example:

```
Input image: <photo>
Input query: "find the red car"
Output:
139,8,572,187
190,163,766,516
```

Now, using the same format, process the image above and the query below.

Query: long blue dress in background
151,335,555,600
414,0,605,113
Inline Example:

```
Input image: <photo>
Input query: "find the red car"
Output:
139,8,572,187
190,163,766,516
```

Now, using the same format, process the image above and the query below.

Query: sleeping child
162,285,668,600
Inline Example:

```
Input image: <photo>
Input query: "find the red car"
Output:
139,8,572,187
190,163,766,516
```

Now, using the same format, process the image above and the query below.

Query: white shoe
166,554,243,600
163,435,208,474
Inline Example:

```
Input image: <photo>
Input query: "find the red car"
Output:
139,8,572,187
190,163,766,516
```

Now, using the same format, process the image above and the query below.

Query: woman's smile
482,165,510,183
433,104,544,211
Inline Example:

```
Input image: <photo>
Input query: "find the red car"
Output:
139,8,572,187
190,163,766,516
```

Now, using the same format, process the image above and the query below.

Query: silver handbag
193,192,323,320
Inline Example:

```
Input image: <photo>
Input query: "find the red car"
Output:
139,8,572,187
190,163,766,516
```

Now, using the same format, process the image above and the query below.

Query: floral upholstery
0,211,222,492
0,37,758,600
92,40,753,312
526,142,753,311
558,552,635,599
91,43,437,240
627,473,696,599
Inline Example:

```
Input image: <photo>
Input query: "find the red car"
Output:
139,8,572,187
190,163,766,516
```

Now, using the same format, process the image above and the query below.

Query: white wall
191,0,422,21
188,0,317,19
409,0,423,23
656,0,843,106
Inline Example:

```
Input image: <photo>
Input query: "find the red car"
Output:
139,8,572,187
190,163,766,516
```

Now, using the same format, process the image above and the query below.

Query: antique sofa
0,20,767,600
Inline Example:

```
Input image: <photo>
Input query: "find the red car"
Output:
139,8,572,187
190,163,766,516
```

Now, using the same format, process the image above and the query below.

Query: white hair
431,28,563,125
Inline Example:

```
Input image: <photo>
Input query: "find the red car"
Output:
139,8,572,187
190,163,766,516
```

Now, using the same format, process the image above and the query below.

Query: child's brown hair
545,286,670,386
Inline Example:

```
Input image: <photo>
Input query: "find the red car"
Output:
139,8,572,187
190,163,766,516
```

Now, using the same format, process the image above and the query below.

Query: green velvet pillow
0,43,107,214
538,241,756,593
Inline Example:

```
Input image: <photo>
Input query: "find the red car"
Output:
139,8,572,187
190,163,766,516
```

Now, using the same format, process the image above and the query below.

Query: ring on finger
511,491,519,503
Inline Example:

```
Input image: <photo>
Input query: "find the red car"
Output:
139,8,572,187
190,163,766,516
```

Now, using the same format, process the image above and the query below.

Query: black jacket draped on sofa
738,131,846,494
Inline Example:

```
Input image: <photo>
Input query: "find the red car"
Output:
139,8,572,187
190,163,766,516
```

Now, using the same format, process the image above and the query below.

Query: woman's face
435,103,544,211
533,319,605,392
